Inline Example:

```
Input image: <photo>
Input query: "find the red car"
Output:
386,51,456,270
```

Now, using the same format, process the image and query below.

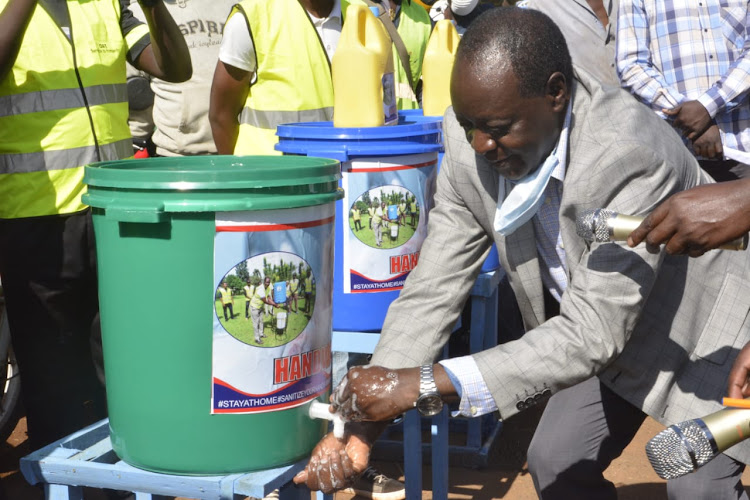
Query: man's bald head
454,7,573,98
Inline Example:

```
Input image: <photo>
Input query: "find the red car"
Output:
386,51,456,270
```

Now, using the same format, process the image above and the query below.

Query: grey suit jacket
370,68,750,463
522,0,620,86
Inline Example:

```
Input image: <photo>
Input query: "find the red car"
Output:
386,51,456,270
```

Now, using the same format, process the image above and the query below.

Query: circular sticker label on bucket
211,206,334,414
214,252,315,347
349,186,418,250
342,152,438,293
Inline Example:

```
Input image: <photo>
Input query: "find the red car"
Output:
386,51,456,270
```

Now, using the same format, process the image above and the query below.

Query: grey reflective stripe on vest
0,84,127,118
0,138,132,175
238,107,334,128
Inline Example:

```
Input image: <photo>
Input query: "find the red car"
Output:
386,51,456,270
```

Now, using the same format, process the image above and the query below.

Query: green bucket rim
83,155,341,190
83,156,343,223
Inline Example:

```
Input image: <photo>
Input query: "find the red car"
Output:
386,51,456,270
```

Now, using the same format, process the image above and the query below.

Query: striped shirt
617,0,750,155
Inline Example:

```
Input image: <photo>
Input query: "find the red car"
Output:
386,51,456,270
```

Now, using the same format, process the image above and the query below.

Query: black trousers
0,209,107,450
699,159,750,182
223,303,234,321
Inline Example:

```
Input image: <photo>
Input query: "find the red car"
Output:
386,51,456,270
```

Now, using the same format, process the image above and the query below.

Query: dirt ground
3,409,749,500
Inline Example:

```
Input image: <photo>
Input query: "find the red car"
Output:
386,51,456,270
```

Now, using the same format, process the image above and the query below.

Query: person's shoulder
572,66,666,137
569,70,696,179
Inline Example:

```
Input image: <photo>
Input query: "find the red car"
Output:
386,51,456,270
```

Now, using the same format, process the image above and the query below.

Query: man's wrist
346,421,388,446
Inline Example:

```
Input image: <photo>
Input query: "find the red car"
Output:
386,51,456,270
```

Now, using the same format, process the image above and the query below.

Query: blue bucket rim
275,118,442,140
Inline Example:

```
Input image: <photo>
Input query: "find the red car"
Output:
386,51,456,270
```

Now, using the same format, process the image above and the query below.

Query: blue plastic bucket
398,110,500,273
273,281,287,304
276,115,442,331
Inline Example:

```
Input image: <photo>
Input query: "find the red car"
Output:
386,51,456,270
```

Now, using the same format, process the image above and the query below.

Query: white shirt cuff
438,356,498,418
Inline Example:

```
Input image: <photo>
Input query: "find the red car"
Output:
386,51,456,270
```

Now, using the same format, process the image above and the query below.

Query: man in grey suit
295,8,750,499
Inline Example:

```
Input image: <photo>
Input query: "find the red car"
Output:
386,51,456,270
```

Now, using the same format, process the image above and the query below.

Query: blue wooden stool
20,419,331,500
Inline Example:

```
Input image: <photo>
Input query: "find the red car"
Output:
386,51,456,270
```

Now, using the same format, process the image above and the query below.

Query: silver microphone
575,208,748,250
646,408,750,480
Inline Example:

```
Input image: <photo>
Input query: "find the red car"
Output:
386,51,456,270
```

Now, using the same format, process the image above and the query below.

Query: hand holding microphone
576,207,749,252
612,180,750,256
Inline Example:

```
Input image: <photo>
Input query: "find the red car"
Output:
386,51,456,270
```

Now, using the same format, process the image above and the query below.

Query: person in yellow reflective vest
367,203,376,229
375,0,432,110
407,195,418,228
0,0,191,453
302,270,315,316
250,276,275,344
209,0,431,156
218,282,235,321
351,207,362,232
264,279,274,322
209,0,339,155
289,273,300,313
398,200,407,226
244,281,256,320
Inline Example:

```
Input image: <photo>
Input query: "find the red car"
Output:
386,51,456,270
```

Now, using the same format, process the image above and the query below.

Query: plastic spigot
308,401,345,439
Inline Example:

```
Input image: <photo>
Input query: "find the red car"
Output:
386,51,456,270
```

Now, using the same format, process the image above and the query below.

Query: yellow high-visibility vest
0,0,146,218
390,0,432,110
219,287,233,305
232,0,334,155
250,286,266,310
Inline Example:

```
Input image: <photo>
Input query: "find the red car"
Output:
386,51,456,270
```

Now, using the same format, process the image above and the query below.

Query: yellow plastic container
333,4,398,127
422,19,460,117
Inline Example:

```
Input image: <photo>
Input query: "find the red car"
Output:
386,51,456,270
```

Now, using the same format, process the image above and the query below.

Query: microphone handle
607,214,643,241
701,408,750,452
607,214,749,251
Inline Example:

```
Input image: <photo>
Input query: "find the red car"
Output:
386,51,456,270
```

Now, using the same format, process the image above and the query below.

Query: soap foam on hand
309,400,346,439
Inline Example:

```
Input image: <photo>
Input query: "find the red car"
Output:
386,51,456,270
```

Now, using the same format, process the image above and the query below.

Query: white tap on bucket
309,401,345,439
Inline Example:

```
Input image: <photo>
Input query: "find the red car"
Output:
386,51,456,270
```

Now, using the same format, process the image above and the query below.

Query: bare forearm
209,61,250,154
0,0,37,80
210,112,239,154
137,0,191,82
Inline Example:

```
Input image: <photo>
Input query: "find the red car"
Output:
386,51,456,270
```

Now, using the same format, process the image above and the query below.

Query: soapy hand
292,430,370,493
331,365,417,422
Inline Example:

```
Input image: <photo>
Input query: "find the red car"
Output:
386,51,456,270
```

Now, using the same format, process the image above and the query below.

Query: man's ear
545,72,568,112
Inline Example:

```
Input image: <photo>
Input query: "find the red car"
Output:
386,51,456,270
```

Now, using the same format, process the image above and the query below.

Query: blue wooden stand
20,419,331,500
21,270,502,500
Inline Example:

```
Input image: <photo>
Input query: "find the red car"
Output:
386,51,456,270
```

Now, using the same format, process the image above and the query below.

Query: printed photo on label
214,251,315,348
349,185,420,250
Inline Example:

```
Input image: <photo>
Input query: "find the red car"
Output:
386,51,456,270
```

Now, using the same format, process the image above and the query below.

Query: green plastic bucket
83,156,343,474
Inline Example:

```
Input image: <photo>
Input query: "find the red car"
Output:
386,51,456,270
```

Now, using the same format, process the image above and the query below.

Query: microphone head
645,420,718,480
575,208,616,242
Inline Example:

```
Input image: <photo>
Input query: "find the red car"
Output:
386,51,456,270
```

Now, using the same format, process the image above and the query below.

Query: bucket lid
275,116,443,161
83,156,343,223
84,155,339,190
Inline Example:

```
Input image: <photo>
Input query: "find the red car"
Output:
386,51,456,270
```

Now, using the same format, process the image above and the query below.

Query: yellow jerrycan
422,19,460,117
333,4,398,127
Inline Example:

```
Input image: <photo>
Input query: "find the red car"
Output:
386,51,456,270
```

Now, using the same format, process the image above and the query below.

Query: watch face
416,393,443,417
